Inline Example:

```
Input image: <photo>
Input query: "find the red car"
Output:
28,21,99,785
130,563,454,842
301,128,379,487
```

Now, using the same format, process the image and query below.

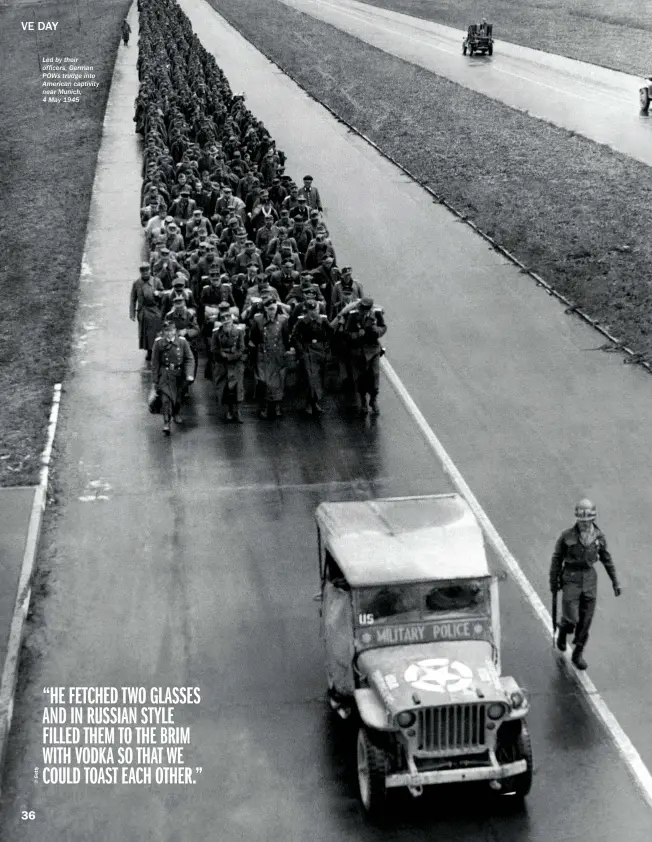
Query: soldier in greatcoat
164,295,201,379
130,262,163,361
211,303,247,423
151,319,195,435
290,300,332,415
248,297,292,418
342,297,387,415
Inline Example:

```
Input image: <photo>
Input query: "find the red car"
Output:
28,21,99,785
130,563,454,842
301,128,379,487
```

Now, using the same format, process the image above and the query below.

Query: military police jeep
314,494,532,818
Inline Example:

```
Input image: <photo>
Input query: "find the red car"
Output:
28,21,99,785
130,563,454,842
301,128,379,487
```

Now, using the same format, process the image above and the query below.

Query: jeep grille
417,704,487,753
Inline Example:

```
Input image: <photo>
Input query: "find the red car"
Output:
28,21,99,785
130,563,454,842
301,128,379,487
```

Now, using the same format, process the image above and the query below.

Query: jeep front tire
356,727,387,818
496,720,533,798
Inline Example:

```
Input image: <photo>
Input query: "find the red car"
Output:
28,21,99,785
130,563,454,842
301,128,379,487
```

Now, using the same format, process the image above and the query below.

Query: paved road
276,0,652,166
2,1,652,839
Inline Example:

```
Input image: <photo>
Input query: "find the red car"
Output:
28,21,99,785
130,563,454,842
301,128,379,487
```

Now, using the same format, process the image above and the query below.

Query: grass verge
0,0,130,487
207,0,652,365
340,0,652,77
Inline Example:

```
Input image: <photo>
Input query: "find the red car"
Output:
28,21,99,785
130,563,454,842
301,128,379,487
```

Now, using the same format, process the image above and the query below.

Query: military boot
572,645,588,670
556,628,567,652
232,404,243,424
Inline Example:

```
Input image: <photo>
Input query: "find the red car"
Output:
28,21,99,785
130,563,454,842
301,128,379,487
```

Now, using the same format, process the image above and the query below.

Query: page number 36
21,810,35,820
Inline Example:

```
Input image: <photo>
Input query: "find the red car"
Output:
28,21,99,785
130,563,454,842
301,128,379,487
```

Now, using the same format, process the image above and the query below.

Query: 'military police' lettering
362,619,489,646
375,626,426,644
431,621,473,640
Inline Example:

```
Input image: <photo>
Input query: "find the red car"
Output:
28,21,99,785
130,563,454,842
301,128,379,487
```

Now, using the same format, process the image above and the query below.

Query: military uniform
164,305,200,378
129,275,163,356
151,335,195,432
248,309,291,416
211,318,246,421
290,308,332,414
343,300,387,414
550,520,620,663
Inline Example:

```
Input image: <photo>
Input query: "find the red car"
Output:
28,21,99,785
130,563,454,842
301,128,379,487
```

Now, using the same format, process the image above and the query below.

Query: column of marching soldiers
130,0,387,435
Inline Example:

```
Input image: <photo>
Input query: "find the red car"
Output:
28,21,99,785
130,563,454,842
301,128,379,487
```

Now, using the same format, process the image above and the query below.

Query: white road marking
381,357,652,807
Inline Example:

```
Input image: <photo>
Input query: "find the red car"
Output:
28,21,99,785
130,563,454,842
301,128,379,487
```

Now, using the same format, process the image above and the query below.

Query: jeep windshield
355,580,489,625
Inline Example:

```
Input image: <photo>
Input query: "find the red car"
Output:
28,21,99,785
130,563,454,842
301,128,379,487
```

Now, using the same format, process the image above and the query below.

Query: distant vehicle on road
639,78,652,114
463,22,494,56
314,494,532,819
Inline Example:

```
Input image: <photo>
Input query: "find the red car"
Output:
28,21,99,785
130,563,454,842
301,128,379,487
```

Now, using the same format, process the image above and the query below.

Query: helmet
574,499,596,522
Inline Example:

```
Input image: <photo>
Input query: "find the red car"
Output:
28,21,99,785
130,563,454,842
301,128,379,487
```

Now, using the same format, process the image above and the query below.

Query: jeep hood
358,641,505,711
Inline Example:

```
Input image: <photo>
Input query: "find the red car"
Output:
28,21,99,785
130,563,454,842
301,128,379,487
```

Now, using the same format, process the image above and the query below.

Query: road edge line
381,356,652,809
216,9,651,374
0,383,62,794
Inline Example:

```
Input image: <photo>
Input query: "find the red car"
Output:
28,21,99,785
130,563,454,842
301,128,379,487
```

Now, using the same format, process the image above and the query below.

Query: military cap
303,175,314,181
304,299,318,310
359,297,374,309
262,295,276,306
139,262,150,270
172,276,186,287
172,293,185,303
181,188,190,196
217,301,231,312
341,266,352,275
310,210,320,218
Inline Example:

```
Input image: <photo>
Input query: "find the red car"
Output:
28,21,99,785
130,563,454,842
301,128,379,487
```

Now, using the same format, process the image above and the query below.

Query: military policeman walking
549,499,621,670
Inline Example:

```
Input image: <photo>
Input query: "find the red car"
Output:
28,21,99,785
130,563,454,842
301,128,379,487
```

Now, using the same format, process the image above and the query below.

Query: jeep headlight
397,711,416,728
510,691,525,709
487,703,506,720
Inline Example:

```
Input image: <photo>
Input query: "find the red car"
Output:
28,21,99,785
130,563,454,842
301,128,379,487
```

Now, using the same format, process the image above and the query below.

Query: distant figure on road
550,499,621,670
121,20,131,46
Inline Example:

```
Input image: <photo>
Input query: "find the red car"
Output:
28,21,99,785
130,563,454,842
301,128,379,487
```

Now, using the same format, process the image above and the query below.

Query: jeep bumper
385,759,527,788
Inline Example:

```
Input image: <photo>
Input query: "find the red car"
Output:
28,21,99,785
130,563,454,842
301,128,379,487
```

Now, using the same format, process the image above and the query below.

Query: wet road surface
276,0,652,166
2,0,652,838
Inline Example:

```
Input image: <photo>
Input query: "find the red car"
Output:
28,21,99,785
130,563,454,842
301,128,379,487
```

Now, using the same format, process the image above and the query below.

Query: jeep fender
354,689,396,732
500,675,529,719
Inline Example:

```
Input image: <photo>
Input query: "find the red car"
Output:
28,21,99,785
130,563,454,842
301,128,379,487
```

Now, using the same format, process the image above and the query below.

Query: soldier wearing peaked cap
151,318,195,435
290,299,332,416
211,302,247,423
130,262,163,362
550,499,621,670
